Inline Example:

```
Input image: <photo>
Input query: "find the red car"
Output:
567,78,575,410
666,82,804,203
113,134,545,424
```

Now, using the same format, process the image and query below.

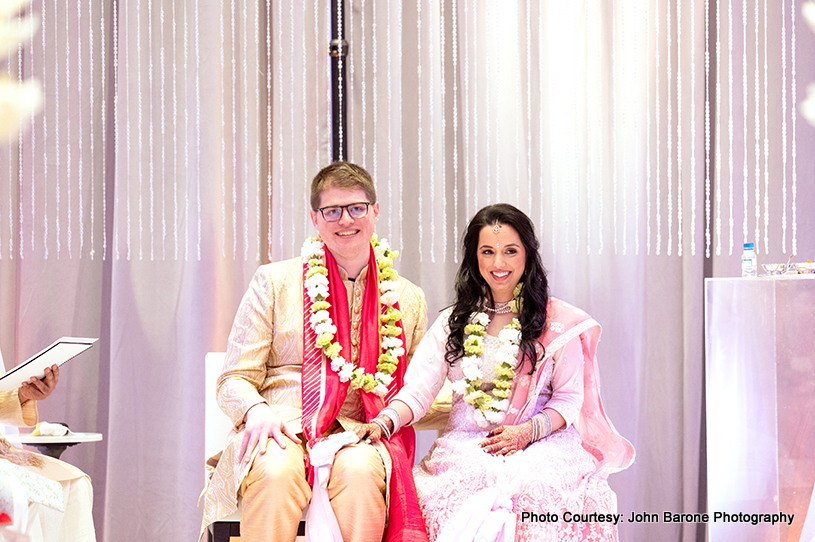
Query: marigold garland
451,312,522,428
301,235,404,397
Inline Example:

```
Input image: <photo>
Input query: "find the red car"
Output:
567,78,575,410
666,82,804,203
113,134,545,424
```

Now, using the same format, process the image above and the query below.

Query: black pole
329,0,348,162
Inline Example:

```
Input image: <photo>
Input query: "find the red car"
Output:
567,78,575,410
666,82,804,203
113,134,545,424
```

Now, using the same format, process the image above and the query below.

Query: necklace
301,235,404,397
485,282,523,314
450,312,522,428
484,301,513,314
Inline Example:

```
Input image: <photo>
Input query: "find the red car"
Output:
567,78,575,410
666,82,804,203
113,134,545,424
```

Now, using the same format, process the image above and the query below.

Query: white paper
0,337,97,392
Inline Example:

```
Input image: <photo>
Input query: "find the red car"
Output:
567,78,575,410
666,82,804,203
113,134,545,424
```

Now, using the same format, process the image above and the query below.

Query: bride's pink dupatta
502,299,634,477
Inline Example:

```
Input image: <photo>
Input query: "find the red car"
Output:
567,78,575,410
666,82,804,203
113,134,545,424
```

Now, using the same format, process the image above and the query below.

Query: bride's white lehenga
394,299,635,541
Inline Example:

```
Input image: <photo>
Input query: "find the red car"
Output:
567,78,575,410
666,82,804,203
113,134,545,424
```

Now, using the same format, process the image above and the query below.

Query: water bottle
741,243,757,277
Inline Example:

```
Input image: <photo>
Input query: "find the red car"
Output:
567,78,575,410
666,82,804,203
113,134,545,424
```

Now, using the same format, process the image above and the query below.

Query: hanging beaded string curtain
345,0,804,260
0,0,330,263
0,0,806,261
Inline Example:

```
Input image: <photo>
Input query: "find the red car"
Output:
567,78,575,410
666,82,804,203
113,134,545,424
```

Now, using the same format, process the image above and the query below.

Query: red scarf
301,243,428,542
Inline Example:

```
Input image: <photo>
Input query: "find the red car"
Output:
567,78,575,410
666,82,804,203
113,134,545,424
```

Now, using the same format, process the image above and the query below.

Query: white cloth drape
0,1,813,540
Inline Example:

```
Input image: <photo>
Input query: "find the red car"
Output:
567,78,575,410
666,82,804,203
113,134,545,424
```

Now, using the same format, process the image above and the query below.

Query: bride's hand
479,422,533,456
353,422,384,444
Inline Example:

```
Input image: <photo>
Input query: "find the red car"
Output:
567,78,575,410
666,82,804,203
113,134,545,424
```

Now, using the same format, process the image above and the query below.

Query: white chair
204,353,242,542
205,353,306,542
204,353,236,463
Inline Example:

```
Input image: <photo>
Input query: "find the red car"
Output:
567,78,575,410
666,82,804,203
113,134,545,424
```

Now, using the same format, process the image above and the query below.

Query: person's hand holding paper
0,337,96,393
17,364,59,405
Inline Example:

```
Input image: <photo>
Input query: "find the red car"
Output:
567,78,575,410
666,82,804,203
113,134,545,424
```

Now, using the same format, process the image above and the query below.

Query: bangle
541,411,552,439
380,407,402,434
530,412,553,443
530,417,538,443
371,417,392,440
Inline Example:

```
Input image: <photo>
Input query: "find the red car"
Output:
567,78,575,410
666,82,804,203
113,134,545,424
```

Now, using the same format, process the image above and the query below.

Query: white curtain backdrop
0,0,813,540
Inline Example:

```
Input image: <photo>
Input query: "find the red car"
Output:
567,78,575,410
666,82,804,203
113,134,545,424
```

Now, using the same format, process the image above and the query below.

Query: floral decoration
0,0,41,143
451,312,522,428
302,235,404,397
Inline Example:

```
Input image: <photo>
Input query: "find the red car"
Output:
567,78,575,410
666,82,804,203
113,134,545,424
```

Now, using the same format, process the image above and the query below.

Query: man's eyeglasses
315,202,372,222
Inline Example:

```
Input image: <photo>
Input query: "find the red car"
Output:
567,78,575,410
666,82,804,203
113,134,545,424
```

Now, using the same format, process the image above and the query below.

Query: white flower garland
450,313,522,428
301,235,404,397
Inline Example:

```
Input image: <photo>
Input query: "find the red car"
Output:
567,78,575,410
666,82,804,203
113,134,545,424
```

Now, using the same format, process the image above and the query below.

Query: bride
356,203,634,541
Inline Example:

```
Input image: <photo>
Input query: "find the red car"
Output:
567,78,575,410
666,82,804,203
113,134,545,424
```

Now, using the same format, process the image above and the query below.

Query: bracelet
531,412,553,443
541,411,552,439
380,407,402,434
532,415,541,442
371,417,392,440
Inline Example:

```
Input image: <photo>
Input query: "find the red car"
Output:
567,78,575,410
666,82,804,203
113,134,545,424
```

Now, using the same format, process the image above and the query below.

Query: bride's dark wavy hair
445,204,550,373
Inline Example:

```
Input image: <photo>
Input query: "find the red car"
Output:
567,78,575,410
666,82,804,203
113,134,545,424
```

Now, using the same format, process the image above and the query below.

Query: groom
201,162,429,542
